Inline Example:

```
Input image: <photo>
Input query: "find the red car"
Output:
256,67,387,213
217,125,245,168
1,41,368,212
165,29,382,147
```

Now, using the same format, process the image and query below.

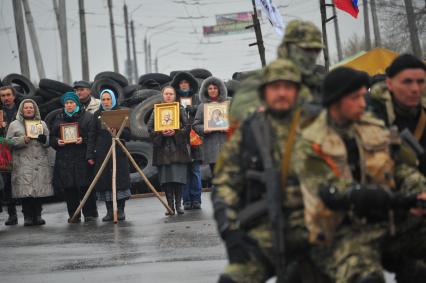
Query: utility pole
123,4,132,82
12,0,30,78
370,0,382,47
319,0,330,71
22,0,45,79
144,37,148,74
78,0,89,81
247,0,266,67
130,20,138,81
147,42,152,73
53,0,71,84
403,0,422,57
155,57,158,73
363,0,372,50
332,4,343,61
107,0,119,72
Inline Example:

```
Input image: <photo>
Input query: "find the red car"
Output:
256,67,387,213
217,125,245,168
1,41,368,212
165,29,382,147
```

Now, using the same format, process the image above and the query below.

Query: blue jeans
183,161,202,204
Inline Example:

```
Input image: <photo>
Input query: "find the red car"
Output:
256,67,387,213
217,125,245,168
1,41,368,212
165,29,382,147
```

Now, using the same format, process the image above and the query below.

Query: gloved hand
222,229,257,264
347,184,392,218
37,134,47,144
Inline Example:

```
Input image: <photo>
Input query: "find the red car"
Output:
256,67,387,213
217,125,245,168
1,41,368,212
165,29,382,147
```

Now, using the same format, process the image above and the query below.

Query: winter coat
6,99,53,198
82,96,101,114
193,76,228,165
0,104,18,137
93,106,131,193
171,71,203,161
50,108,96,189
148,105,191,166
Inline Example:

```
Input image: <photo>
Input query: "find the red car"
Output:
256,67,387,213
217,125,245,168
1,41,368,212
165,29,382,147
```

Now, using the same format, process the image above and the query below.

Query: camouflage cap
281,20,323,49
260,59,301,88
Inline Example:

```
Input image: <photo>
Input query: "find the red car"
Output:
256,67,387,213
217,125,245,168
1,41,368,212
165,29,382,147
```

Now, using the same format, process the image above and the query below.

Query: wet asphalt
0,192,396,283
0,192,226,283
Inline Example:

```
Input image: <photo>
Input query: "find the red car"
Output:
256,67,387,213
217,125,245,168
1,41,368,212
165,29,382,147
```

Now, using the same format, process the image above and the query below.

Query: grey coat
193,76,228,165
6,99,53,199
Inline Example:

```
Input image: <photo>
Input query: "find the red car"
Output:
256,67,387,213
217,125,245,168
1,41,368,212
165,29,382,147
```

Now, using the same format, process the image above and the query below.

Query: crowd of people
0,17,425,283
0,68,230,225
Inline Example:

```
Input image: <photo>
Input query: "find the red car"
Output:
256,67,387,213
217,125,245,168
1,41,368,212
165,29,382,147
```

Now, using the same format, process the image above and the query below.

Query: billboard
203,11,262,37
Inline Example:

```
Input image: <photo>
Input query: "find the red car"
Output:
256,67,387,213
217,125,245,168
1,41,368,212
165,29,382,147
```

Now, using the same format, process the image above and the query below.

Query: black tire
36,88,62,100
189,68,212,80
126,141,159,194
123,84,142,98
91,78,125,102
130,94,162,139
225,79,240,98
39,97,62,119
39,79,73,94
28,95,45,105
138,73,171,86
94,71,128,87
2,73,36,96
44,108,63,129
122,89,160,107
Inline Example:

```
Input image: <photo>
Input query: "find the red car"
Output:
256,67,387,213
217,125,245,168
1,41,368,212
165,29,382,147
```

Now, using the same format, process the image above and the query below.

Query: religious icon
204,101,230,132
154,102,180,132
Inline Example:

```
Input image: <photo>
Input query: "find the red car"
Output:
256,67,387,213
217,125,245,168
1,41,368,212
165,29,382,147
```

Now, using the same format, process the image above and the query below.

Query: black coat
93,106,131,193
50,109,95,189
148,105,191,166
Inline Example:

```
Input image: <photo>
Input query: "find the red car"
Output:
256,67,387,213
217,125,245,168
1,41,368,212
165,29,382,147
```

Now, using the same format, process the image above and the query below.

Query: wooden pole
78,0,90,81
12,0,30,78
332,4,343,61
112,137,118,223
370,0,382,47
123,4,132,82
107,0,119,72
116,139,174,215
70,146,113,221
403,0,422,57
363,0,372,50
250,0,266,67
319,0,330,71
22,0,46,79
131,20,138,83
53,0,72,83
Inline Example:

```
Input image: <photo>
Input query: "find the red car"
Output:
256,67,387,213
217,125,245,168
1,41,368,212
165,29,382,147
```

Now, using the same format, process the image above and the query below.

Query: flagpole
319,0,330,71
247,0,266,67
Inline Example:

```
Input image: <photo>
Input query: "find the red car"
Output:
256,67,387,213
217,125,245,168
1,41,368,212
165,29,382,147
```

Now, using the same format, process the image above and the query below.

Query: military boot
24,215,34,226
117,200,126,221
174,186,184,215
5,205,17,225
102,201,113,222
165,187,175,216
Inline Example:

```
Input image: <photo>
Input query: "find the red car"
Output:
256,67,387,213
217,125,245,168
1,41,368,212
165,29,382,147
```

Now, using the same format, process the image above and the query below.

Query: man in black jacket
0,86,18,225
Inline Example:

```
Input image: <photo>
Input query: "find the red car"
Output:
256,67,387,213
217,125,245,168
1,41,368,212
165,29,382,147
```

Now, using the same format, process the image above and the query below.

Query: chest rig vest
302,112,396,244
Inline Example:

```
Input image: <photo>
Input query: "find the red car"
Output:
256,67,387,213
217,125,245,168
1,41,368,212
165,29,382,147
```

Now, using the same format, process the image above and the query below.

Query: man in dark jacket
50,92,98,223
0,86,18,225
171,72,203,210
73,80,100,114
369,54,426,175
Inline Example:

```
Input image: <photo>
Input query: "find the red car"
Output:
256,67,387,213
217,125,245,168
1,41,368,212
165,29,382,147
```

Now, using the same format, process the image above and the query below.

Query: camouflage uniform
229,20,324,128
212,60,329,283
294,109,426,283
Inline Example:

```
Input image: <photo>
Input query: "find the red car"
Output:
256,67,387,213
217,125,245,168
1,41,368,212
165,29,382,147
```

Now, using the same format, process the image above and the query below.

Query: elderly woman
148,86,191,215
192,76,228,208
50,92,97,223
93,89,131,222
6,99,53,226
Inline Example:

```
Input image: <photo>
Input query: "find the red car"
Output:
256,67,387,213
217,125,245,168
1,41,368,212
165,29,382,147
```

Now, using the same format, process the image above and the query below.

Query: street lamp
154,42,179,72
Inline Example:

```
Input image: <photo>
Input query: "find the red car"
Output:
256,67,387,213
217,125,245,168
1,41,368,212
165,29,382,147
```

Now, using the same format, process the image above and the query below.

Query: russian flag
334,0,359,18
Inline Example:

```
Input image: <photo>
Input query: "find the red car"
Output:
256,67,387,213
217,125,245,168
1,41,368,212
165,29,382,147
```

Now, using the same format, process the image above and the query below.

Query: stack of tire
1,73,43,110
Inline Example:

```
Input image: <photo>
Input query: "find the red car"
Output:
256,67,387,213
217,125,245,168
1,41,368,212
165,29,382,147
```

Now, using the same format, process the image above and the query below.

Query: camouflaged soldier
229,20,324,129
369,54,426,176
295,66,426,283
212,59,329,283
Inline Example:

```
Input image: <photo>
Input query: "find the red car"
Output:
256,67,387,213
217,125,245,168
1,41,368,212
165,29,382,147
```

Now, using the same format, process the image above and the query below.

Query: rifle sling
414,108,426,141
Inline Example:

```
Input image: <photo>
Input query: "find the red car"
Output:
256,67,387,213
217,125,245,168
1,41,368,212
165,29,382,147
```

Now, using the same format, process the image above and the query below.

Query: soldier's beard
287,45,319,75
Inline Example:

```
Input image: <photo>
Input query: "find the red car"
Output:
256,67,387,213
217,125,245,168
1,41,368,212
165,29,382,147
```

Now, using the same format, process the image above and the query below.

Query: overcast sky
0,0,370,82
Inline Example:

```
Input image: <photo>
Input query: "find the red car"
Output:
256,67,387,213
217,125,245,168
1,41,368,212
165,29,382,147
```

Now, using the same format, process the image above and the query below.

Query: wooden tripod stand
70,114,174,223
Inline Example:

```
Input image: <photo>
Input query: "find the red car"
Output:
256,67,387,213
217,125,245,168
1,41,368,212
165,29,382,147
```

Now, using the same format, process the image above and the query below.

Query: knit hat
386,54,426,78
61,91,81,106
322,67,370,107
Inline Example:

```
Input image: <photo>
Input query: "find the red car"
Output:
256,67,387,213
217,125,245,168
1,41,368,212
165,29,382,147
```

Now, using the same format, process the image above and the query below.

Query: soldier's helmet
281,20,323,49
260,59,302,91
